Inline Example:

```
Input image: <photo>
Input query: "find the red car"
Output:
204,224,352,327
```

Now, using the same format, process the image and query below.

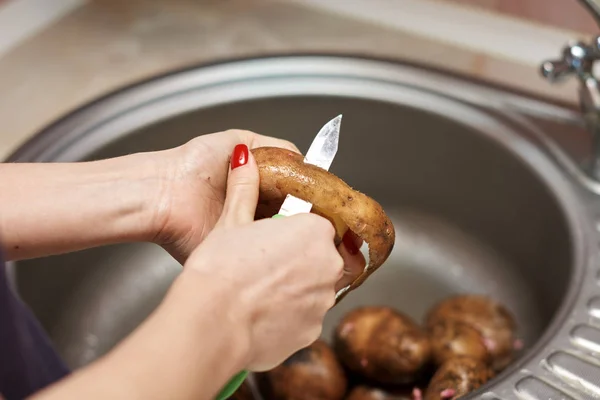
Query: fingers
269,138,301,154
217,144,260,228
335,231,366,292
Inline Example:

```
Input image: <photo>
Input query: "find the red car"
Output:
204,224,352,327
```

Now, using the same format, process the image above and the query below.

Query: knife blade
277,114,342,217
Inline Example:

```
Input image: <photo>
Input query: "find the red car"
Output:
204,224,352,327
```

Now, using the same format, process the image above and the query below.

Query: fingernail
342,231,359,255
231,144,248,170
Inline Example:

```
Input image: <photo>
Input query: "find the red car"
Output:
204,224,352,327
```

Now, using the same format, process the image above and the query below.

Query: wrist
88,149,175,246
138,145,200,256
0,153,168,260
84,269,251,400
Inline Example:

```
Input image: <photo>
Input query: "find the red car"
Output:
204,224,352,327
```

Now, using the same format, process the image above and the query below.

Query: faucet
540,0,600,180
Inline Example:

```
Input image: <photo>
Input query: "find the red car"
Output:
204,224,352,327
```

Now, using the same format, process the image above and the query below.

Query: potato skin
333,306,431,385
255,339,347,400
252,147,395,302
425,295,517,371
428,320,488,366
424,357,493,400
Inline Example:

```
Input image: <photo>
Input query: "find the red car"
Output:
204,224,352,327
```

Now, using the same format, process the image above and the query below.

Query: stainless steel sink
6,55,600,399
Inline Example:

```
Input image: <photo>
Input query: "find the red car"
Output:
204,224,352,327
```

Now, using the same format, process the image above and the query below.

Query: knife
215,115,342,400
274,114,342,218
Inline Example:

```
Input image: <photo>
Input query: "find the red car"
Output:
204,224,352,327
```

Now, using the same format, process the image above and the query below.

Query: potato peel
252,147,395,303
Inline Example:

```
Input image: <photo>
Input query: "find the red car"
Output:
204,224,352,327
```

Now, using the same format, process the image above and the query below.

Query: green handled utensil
215,371,248,400
215,115,342,400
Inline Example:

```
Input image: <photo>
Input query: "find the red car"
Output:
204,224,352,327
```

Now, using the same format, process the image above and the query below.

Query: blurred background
0,0,596,160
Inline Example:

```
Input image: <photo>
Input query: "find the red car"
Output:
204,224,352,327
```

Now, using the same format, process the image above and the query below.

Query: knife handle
215,370,248,400
215,212,286,400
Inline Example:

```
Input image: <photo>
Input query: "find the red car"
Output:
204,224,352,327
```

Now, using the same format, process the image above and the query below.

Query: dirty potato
255,339,347,400
333,306,431,385
427,320,489,366
252,147,395,302
425,295,517,371
423,357,493,400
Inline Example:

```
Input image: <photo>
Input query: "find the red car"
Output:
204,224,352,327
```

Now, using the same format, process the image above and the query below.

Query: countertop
0,0,587,160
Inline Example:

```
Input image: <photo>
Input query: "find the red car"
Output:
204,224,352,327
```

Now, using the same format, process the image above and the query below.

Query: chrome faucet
540,0,600,180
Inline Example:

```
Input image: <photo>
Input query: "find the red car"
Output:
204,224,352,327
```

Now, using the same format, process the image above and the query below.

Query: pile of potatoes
229,294,521,400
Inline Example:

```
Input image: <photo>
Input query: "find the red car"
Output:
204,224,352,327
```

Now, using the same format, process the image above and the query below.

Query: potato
346,385,423,400
427,320,488,366
228,380,256,400
255,339,347,400
424,357,493,400
425,295,517,371
333,306,431,385
252,147,395,303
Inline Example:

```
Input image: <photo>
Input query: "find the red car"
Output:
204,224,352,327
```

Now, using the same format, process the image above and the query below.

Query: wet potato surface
252,147,395,301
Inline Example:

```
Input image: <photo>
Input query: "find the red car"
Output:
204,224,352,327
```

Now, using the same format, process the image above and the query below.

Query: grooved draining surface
547,351,600,396
515,376,574,400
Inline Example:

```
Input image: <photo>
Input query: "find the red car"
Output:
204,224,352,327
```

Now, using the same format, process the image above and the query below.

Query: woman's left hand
149,130,365,289
0,129,365,289
149,129,300,262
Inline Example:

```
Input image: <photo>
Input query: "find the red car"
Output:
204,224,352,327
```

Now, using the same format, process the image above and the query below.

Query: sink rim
5,54,593,399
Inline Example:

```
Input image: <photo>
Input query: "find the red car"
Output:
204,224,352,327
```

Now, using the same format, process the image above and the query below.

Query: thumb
218,144,260,227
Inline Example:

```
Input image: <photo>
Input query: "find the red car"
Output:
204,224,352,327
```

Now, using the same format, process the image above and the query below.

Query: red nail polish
231,144,248,170
343,231,360,255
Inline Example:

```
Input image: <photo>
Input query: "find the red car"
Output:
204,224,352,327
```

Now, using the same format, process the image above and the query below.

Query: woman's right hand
180,144,351,372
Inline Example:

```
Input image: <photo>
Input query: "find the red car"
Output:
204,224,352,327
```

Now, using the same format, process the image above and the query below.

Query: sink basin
7,55,600,399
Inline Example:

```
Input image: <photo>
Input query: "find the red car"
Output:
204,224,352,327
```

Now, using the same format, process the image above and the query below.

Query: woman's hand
181,145,344,371
0,129,297,261
31,145,349,400
152,130,365,290
149,129,300,262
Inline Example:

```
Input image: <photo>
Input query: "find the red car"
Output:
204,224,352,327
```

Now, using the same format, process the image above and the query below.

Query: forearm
0,153,164,261
30,270,249,400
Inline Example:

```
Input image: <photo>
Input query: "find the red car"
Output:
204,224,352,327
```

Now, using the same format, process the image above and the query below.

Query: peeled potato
255,339,347,400
333,306,431,385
